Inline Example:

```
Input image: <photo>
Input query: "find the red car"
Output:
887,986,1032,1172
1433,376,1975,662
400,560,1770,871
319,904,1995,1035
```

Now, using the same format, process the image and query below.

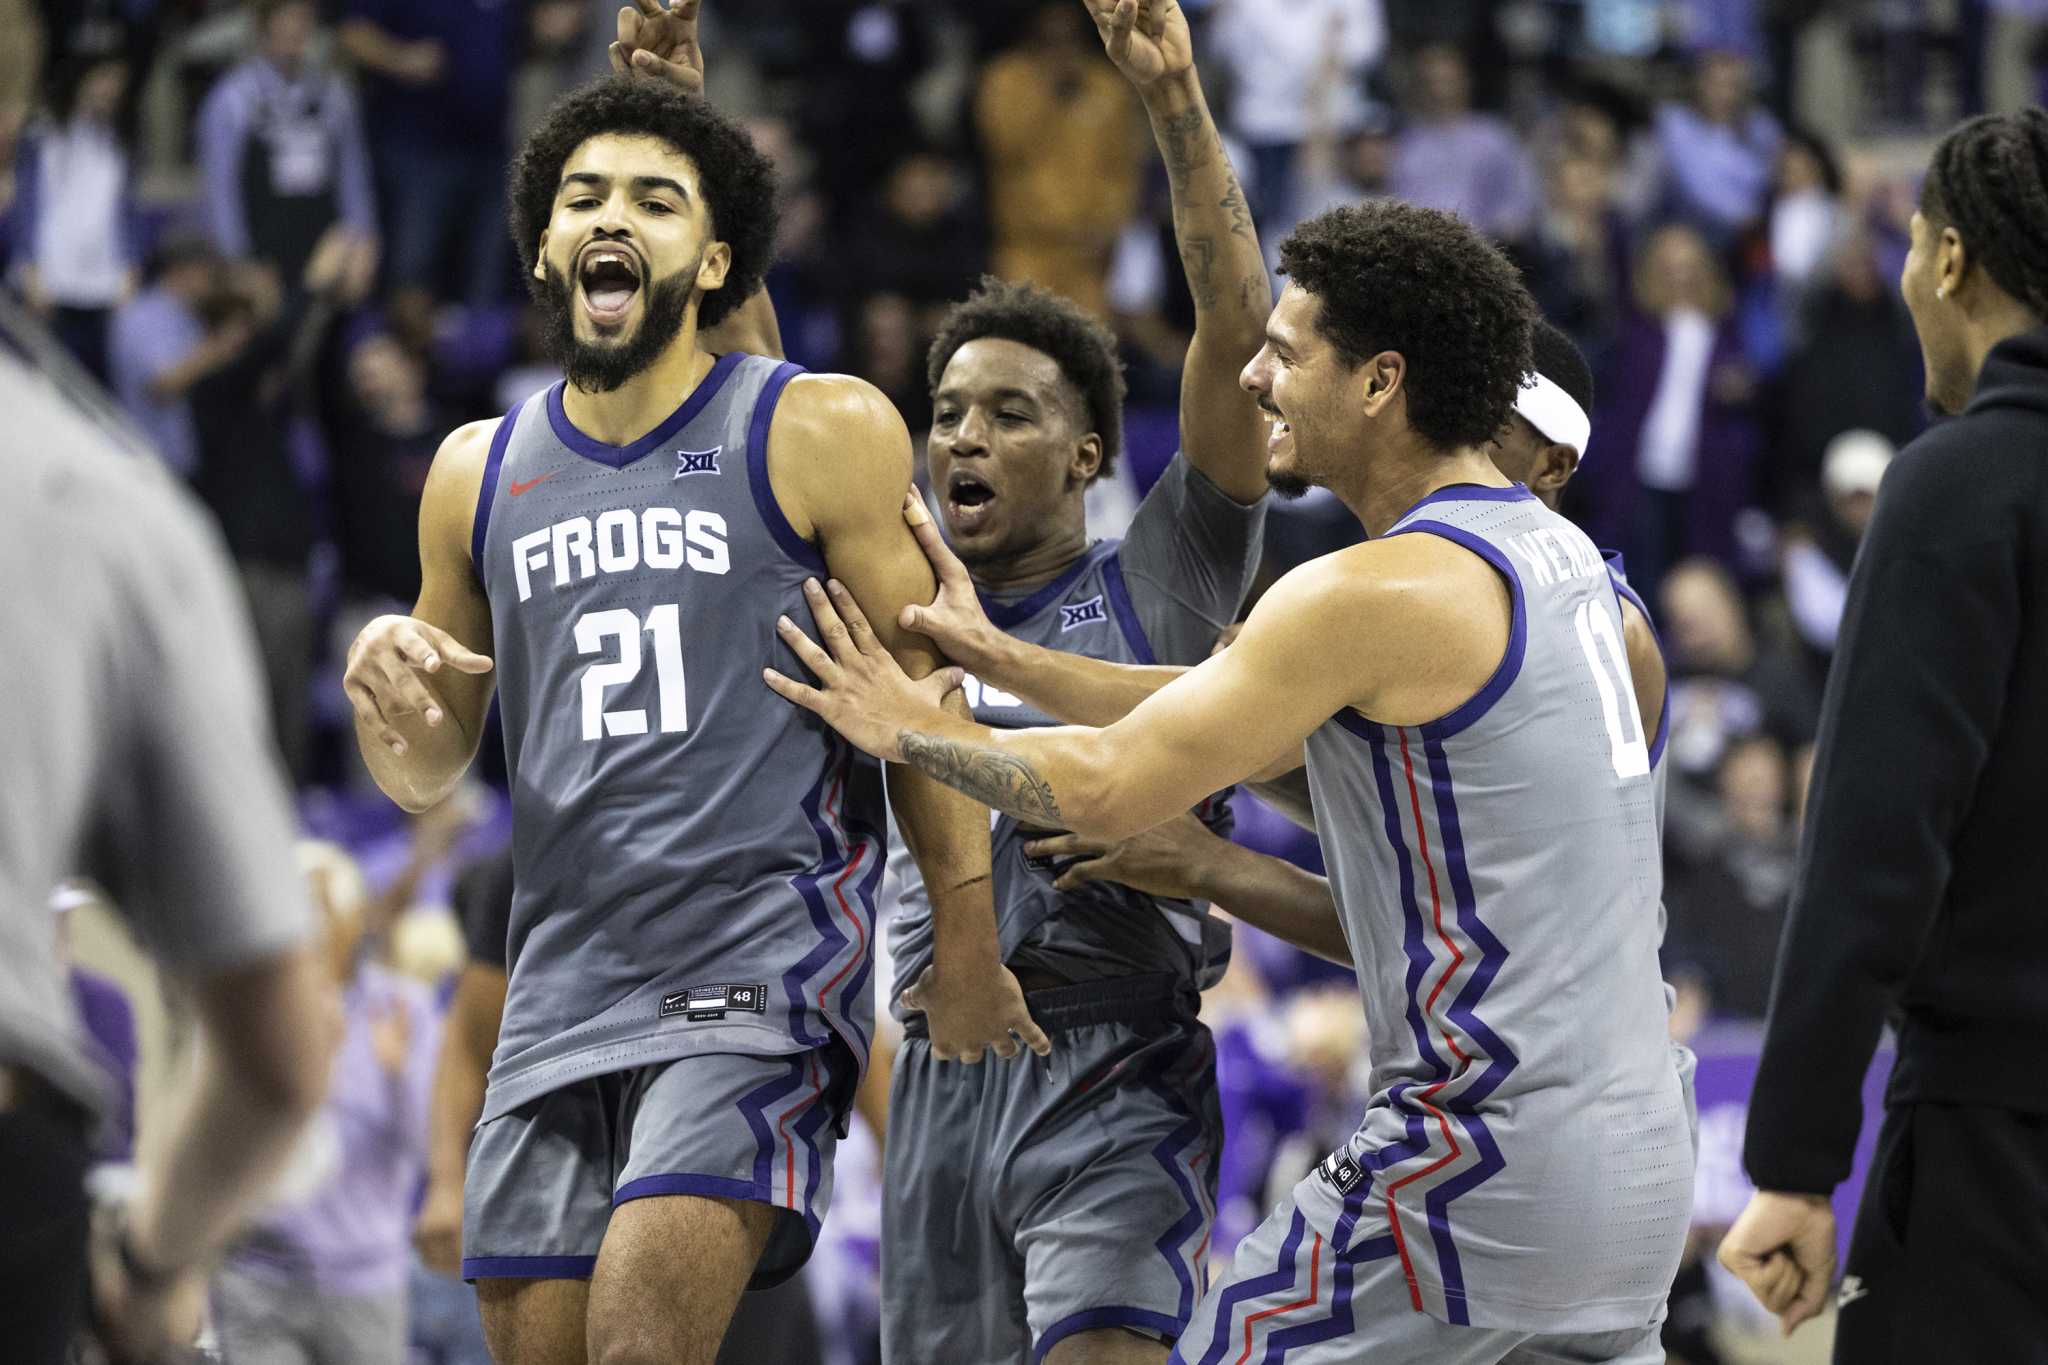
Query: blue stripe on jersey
744,361,824,573
1188,1209,1313,1365
1381,520,1528,740
543,351,743,469
470,396,525,572
1101,550,1158,665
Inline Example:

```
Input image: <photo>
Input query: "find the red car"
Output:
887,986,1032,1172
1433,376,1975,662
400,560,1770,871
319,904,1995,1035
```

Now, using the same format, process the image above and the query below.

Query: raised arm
344,421,498,812
1088,0,1273,501
771,375,1049,1062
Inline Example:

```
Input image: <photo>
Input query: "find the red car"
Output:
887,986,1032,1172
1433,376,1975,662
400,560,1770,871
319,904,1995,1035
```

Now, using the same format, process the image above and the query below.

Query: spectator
973,1,1142,319
107,234,231,475
1653,48,1783,245
1209,0,1387,225
326,329,445,610
340,0,519,315
1581,223,1764,594
10,47,141,381
196,0,377,288
843,147,987,321
1663,735,1797,1019
1658,557,1821,798
1388,43,1542,241
1765,128,1844,294
1780,428,1892,658
212,841,439,1365
1510,150,1629,364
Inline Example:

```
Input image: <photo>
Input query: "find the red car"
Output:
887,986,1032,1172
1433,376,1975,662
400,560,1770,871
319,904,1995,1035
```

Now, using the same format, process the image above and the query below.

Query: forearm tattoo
899,731,1064,827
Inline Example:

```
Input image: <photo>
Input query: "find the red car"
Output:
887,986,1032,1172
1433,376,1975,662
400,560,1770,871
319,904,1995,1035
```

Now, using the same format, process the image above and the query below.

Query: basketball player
341,71,1043,1364
876,4,1273,1361
767,202,1695,1361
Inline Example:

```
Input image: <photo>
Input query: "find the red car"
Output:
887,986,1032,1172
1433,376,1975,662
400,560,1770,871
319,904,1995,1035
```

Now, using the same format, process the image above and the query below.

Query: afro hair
1278,201,1536,451
508,76,777,331
926,276,1128,479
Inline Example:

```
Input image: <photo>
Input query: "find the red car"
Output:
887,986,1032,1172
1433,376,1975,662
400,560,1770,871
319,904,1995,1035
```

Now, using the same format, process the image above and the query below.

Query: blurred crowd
9,0,2045,1361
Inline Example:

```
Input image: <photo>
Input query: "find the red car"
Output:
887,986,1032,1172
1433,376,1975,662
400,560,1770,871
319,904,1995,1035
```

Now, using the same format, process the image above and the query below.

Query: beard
539,260,697,393
1266,469,1313,500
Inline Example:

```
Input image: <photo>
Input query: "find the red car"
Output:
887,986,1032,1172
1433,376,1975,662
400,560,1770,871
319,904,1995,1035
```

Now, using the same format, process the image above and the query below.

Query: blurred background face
886,153,957,228
263,0,318,71
1777,141,1828,196
1411,46,1471,118
1637,225,1720,315
1661,563,1752,673
1695,51,1752,123
1719,737,1788,840
75,59,128,121
1549,154,1611,217
927,338,1094,568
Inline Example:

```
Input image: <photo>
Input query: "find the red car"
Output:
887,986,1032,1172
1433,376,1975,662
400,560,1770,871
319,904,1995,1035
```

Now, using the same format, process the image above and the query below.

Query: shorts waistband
903,972,1195,1039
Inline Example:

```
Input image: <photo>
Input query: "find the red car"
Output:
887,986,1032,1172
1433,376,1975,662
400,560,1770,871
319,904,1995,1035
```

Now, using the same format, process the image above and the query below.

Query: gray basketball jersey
886,457,1264,1007
1297,486,1691,1333
472,354,885,1122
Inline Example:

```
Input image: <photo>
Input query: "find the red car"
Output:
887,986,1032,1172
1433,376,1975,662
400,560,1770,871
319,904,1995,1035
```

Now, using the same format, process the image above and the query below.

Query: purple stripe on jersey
1416,738,1517,1326
613,1172,757,1206
736,1054,809,1201
1258,1253,1359,1362
1362,723,1449,1083
1142,1086,1209,1323
469,396,526,574
791,1051,836,1241
743,360,825,574
1101,548,1159,665
978,540,1116,630
784,755,857,1052
462,1254,597,1279
544,351,744,469
1188,1209,1311,1365
1392,482,1537,523
1382,520,1528,740
1039,1308,1185,1364
1603,557,1671,768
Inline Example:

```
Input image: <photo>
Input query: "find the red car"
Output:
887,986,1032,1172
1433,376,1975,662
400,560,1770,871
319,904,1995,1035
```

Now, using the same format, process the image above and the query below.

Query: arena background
12,0,2043,1360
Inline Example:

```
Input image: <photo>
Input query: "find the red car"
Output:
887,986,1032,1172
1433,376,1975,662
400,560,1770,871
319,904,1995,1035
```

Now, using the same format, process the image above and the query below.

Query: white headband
1513,372,1591,459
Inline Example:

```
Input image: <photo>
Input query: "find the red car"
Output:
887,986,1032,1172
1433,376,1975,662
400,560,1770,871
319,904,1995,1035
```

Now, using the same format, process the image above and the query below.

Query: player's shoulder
772,371,904,438
769,372,911,480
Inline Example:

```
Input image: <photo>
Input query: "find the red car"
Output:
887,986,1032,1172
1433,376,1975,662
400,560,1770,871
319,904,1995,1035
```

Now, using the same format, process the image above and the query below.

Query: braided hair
1920,108,2048,321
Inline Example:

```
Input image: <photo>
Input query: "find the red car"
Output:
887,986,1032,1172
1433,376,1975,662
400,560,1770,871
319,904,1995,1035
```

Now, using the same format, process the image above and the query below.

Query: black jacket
1746,326,2048,1194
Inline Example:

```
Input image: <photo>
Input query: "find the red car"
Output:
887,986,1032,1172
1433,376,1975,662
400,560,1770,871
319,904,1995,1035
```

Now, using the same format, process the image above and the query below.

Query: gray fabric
475,354,886,1122
1296,487,1690,1334
1172,1204,1667,1365
885,455,1264,1007
0,347,307,1115
881,1015,1221,1364
464,1046,851,1289
210,1265,405,1365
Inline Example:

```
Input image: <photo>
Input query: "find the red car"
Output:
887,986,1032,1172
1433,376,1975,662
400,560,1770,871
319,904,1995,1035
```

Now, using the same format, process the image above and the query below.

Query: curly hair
926,276,1128,479
1920,108,2048,322
1278,202,1536,451
508,77,777,330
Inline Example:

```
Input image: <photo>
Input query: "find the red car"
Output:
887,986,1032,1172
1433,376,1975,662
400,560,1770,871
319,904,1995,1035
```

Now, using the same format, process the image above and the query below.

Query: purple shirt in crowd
1654,102,1783,238
1390,115,1543,241
232,961,438,1298
108,286,206,474
70,967,137,1163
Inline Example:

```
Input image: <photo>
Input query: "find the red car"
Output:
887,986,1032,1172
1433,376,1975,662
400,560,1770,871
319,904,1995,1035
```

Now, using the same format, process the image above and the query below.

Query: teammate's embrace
341,63,1041,1365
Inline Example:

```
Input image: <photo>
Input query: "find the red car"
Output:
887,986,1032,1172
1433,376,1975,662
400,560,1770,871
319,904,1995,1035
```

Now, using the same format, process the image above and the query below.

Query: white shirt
31,123,130,307
1212,0,1386,145
1636,309,1716,492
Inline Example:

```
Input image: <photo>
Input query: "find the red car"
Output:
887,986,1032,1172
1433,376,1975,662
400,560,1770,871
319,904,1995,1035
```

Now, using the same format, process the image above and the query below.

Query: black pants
1834,1102,2048,1364
0,1101,93,1364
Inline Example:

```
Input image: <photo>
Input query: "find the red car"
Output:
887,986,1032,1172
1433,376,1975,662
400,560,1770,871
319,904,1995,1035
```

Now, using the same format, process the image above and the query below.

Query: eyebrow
559,172,693,200
933,386,1042,407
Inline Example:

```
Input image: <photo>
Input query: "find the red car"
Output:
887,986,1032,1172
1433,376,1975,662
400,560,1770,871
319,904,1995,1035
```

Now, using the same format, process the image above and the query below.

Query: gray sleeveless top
472,353,884,1120
1296,485,1691,1333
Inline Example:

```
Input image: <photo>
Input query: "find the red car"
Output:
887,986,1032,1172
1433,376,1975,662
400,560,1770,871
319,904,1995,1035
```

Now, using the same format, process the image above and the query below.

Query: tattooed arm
1087,0,1274,503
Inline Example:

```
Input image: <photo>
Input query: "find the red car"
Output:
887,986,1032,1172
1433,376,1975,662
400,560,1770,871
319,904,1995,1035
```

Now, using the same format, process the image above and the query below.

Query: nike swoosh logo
508,472,559,496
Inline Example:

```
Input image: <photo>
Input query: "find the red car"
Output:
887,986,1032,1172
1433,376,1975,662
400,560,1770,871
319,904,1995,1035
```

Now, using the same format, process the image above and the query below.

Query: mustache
535,262,695,393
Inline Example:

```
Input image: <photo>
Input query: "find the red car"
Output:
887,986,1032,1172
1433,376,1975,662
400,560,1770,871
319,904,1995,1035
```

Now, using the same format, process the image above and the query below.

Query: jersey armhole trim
1332,520,1527,742
1100,550,1159,665
1606,568,1671,768
744,360,825,575
469,397,526,576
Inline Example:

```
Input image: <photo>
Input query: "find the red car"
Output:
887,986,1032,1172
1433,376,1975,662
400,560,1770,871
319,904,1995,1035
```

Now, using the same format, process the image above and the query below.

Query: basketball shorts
462,1043,856,1289
881,974,1221,1364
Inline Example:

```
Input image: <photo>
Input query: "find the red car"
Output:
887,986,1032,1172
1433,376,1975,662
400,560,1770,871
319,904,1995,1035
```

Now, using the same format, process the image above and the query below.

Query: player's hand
1716,1190,1836,1336
610,0,704,96
413,1176,465,1278
1084,0,1193,89
899,961,1053,1064
88,1206,208,1365
344,615,494,756
764,578,965,764
897,493,1004,673
1024,813,1220,898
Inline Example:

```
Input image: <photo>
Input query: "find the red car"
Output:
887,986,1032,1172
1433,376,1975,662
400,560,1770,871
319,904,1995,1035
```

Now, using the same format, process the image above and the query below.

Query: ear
1359,350,1405,418
1533,444,1581,497
1070,432,1104,486
696,240,733,294
533,229,549,283
1937,224,1968,298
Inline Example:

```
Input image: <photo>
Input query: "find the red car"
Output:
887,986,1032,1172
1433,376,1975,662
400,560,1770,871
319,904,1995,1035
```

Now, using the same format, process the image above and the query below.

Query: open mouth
944,468,999,531
577,245,643,328
1261,402,1293,454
